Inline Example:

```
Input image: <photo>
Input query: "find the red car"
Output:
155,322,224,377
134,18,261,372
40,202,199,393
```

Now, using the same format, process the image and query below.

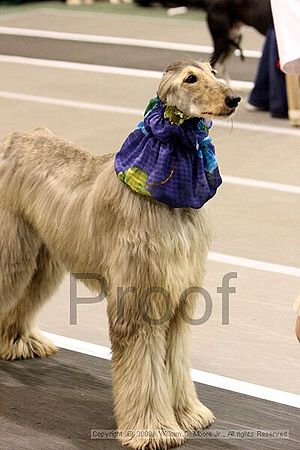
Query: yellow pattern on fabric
164,105,192,125
118,167,151,196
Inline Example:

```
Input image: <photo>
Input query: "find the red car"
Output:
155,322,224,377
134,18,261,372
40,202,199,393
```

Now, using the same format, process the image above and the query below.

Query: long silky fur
0,61,233,450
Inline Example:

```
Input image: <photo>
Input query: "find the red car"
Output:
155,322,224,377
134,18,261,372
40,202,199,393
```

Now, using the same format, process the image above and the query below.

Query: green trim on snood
144,96,192,125
163,105,192,125
144,97,160,116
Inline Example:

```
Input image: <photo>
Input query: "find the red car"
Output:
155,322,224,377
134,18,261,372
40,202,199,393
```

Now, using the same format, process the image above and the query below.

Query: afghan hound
0,60,240,449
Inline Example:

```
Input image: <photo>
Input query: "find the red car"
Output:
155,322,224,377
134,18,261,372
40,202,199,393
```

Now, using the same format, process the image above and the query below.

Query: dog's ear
158,71,174,103
158,60,205,103
202,62,212,72
158,61,185,102
194,60,203,67
201,62,218,77
164,60,187,74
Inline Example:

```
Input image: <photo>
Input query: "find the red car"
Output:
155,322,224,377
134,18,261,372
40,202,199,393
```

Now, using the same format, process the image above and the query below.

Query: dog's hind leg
166,296,215,432
0,210,64,360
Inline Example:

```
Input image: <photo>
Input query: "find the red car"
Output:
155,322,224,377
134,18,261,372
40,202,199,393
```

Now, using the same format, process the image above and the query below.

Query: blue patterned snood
114,98,222,208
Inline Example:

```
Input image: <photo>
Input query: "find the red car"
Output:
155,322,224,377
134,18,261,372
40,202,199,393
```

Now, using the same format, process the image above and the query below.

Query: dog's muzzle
225,96,241,109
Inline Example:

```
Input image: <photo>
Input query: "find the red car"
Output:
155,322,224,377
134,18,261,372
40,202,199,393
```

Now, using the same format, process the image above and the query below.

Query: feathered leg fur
0,209,64,360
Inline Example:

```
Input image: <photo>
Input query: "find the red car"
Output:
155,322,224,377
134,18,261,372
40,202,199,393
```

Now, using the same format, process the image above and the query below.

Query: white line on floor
0,26,261,58
0,90,144,116
0,55,162,79
1,89,300,140
215,119,300,136
209,253,300,277
0,55,254,90
43,331,300,409
222,175,300,195
1,90,300,197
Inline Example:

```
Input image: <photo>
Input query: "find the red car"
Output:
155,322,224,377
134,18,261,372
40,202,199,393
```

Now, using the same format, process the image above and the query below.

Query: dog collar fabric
114,98,222,208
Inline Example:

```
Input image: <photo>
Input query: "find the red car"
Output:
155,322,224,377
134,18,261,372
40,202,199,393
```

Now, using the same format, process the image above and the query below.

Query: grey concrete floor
1,350,299,450
0,8,261,79
0,4,264,50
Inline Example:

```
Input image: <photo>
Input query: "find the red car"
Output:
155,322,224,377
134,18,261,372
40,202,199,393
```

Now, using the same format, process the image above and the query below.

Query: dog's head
158,60,241,119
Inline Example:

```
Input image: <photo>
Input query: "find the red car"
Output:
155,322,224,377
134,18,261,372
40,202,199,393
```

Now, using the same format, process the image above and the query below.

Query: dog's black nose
225,96,241,109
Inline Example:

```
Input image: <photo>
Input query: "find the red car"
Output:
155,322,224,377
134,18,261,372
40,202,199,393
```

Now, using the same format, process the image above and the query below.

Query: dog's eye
211,69,217,76
184,75,198,84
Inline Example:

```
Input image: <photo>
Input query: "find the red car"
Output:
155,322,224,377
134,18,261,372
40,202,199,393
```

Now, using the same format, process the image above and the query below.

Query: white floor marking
208,253,300,278
1,89,300,197
222,175,300,195
218,121,300,136
0,26,261,58
0,55,254,90
1,89,300,139
0,55,163,79
0,90,144,116
43,331,300,409
44,332,112,360
214,119,300,136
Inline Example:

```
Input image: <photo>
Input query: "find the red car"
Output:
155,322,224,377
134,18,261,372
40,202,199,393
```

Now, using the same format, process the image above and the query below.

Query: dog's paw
119,427,185,450
175,400,215,431
0,331,58,360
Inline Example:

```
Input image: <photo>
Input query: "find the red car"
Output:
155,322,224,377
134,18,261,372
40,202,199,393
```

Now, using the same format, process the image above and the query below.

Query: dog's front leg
107,287,185,450
166,295,215,432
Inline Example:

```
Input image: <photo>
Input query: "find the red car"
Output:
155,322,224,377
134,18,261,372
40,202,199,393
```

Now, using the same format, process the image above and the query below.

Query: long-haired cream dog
0,61,240,449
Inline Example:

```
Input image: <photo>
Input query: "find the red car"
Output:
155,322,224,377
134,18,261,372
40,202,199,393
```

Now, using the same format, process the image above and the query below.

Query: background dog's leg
107,284,185,450
0,213,64,360
166,296,215,431
216,61,231,87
